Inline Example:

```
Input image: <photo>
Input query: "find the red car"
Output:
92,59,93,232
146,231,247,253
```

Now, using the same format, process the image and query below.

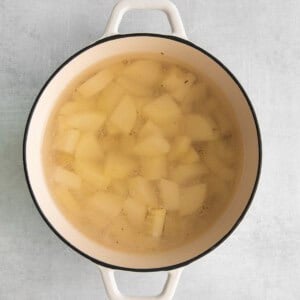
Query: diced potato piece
65,112,106,131
53,166,81,190
110,95,137,134
179,184,207,216
98,135,119,153
141,156,167,180
170,163,207,184
158,179,179,211
139,121,162,138
180,147,199,163
88,191,123,218
185,114,219,141
123,60,163,87
54,186,81,214
53,129,80,154
104,152,138,179
106,121,120,135
117,76,153,97
77,69,114,98
143,94,181,124
133,135,170,156
97,82,125,115
75,133,103,161
54,151,74,171
158,120,183,138
123,197,147,226
146,208,166,238
132,96,152,114
128,176,158,206
162,66,196,102
168,136,191,161
110,179,128,197
74,161,110,189
119,135,136,155
203,148,235,182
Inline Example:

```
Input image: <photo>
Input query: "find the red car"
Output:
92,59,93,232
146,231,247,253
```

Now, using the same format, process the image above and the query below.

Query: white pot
23,0,262,299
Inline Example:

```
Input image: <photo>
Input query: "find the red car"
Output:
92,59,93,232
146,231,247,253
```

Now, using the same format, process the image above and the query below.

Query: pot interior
25,35,260,270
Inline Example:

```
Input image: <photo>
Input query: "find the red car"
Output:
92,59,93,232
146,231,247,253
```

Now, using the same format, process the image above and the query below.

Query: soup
43,54,243,253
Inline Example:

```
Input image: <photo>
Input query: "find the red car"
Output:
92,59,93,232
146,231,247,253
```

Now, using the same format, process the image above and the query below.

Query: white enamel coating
102,0,187,39
24,1,260,300
99,266,183,300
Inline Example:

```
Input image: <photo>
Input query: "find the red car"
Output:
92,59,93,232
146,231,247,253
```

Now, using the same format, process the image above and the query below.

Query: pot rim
23,33,262,272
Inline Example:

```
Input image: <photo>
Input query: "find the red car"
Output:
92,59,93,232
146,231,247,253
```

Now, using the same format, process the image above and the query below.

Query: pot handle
99,265,183,300
102,0,187,39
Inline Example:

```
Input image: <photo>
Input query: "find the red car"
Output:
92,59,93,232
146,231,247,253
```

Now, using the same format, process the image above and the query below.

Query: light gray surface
0,0,299,299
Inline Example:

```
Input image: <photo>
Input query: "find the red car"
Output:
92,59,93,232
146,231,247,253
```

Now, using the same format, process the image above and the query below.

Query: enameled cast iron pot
23,1,262,299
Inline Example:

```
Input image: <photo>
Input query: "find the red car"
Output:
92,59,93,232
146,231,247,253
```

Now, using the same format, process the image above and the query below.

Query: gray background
1,0,299,299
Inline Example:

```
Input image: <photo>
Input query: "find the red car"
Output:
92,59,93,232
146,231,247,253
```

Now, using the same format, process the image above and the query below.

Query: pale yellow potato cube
142,94,181,124
168,136,191,161
141,156,167,180
106,121,120,135
77,69,114,98
179,183,207,216
110,95,137,134
53,129,80,154
98,135,119,153
54,151,74,171
180,147,200,163
110,179,128,197
158,120,183,138
75,133,103,161
97,82,125,115
170,163,207,184
158,179,179,211
132,96,152,114
138,121,162,138
88,191,123,218
65,112,106,131
146,208,166,238
128,176,158,206
133,135,170,156
123,59,163,87
116,76,153,97
54,185,81,214
119,135,136,155
104,152,138,179
185,114,219,141
53,166,81,190
123,197,147,226
74,161,110,189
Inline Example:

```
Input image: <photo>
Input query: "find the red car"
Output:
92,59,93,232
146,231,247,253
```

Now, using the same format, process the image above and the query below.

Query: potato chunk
180,184,207,216
75,133,103,161
54,186,81,214
141,156,167,180
142,94,181,124
88,191,123,218
74,161,110,189
146,208,166,238
170,163,207,184
128,176,158,206
180,147,199,163
65,112,106,132
54,129,80,154
104,152,137,179
77,69,114,98
53,166,81,190
185,114,219,141
138,121,162,138
110,179,128,197
116,76,153,97
109,95,137,134
133,135,170,156
168,136,191,161
158,179,179,211
97,82,125,115
123,60,163,87
123,197,147,226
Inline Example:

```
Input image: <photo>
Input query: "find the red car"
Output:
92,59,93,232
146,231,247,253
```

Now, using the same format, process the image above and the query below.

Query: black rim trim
23,33,262,272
